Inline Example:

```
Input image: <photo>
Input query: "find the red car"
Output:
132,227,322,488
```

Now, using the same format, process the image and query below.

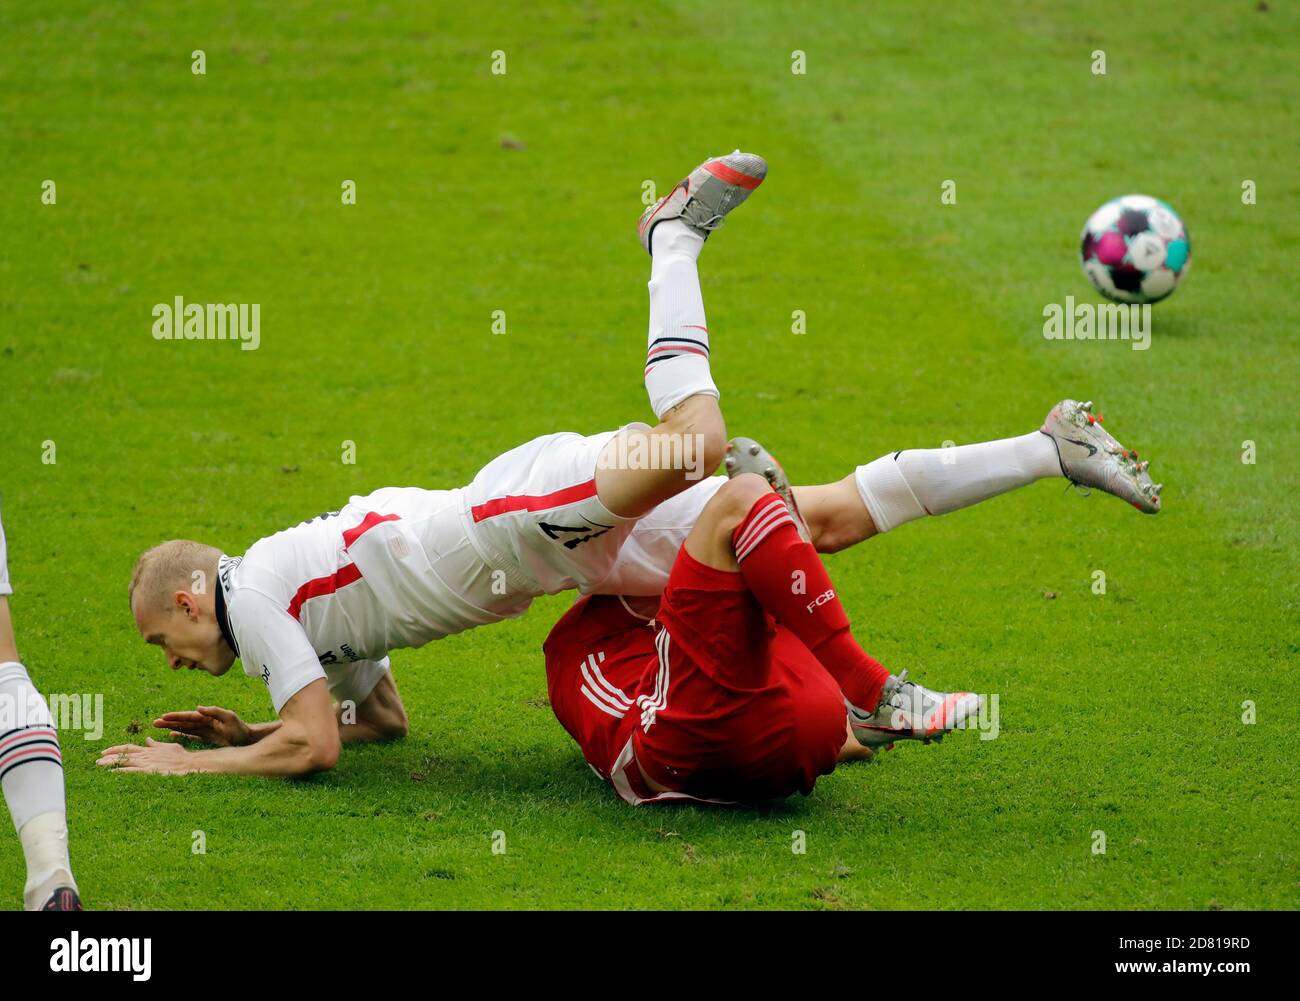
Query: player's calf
721,437,980,751
714,443,891,713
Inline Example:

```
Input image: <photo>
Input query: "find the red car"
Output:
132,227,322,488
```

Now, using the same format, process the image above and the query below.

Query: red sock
732,492,889,712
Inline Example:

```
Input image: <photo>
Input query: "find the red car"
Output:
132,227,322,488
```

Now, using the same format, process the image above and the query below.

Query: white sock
854,431,1064,533
20,811,75,910
644,219,718,418
0,661,73,908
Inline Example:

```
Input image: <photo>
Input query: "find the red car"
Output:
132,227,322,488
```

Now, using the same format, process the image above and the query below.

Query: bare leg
0,597,17,663
681,472,767,570
595,395,726,519
599,151,777,524
795,476,879,554
596,211,727,519
838,721,873,762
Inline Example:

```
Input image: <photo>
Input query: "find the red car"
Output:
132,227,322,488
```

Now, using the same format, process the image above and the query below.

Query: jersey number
539,522,612,550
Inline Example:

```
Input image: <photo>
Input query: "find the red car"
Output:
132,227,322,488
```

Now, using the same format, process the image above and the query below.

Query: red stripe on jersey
470,479,598,523
703,159,763,189
287,563,363,621
342,511,401,549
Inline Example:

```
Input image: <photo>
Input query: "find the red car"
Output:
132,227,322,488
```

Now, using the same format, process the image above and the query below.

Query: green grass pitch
0,1,1296,910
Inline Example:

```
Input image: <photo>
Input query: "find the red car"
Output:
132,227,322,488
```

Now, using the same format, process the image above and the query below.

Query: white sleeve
327,657,390,708
229,589,327,714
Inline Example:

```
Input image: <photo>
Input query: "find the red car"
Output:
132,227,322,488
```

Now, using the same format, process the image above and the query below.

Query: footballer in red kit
544,559,850,806
544,455,981,807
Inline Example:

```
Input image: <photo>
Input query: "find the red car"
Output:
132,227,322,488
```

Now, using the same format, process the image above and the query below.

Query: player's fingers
155,718,200,732
98,743,137,757
96,749,140,767
198,705,233,720
156,711,205,724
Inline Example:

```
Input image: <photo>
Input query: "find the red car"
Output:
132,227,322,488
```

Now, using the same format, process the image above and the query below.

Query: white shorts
459,429,726,601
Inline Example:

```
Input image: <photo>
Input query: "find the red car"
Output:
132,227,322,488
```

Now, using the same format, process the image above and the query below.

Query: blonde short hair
129,540,222,614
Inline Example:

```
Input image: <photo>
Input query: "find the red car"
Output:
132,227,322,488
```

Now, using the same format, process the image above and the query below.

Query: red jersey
543,548,848,805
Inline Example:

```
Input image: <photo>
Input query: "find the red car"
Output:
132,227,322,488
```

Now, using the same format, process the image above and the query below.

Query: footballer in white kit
213,434,727,717
100,150,1162,778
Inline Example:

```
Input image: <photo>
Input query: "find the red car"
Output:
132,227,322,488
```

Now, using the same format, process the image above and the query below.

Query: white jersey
460,428,725,598
218,486,527,712
219,431,725,713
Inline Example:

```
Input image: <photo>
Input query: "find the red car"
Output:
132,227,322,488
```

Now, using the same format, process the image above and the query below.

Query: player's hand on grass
154,705,252,747
96,738,195,775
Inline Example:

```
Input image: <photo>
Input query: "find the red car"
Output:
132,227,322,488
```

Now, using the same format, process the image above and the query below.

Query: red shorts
543,547,848,805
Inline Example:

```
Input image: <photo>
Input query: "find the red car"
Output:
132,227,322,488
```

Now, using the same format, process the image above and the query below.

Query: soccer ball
1080,195,1191,304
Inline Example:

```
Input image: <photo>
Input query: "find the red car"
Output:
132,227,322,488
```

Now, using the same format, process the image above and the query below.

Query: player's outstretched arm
154,669,407,748
98,679,341,777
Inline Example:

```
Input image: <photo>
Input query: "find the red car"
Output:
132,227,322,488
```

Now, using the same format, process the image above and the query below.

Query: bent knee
696,422,727,478
713,473,772,524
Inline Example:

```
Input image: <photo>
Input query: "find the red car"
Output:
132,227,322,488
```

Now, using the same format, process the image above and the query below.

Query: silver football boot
847,670,981,748
723,436,811,542
638,150,767,254
1041,399,1162,513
